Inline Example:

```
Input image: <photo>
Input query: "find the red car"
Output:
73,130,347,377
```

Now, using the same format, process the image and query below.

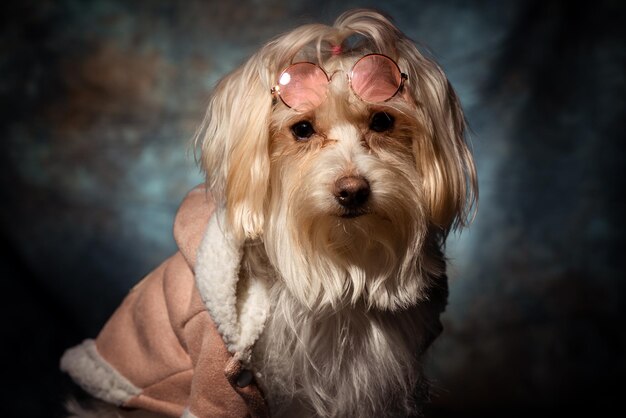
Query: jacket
61,186,271,418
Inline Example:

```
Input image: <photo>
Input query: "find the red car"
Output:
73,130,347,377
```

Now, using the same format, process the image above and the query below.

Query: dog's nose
334,176,370,208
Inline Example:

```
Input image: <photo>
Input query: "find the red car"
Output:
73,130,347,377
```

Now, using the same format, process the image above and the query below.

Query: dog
62,9,477,418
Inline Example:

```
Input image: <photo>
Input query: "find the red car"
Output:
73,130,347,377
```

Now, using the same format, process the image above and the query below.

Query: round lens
350,54,403,103
278,63,329,112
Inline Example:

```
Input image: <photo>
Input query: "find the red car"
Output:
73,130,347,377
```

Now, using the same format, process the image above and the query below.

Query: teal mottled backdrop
0,0,624,416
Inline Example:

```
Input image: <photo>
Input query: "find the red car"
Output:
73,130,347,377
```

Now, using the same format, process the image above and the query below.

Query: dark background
1,0,624,416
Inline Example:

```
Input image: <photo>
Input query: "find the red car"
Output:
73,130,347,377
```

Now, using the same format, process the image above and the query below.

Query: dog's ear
197,55,273,239
400,45,477,232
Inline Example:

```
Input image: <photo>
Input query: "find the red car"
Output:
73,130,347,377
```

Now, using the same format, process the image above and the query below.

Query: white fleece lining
60,339,141,405
195,208,270,363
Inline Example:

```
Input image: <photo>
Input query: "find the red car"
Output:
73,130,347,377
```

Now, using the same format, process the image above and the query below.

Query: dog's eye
369,112,395,132
291,121,315,141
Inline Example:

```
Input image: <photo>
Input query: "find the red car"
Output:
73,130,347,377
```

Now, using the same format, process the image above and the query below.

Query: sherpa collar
194,208,271,364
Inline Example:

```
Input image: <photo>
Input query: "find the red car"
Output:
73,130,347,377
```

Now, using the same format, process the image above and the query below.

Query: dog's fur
71,9,476,418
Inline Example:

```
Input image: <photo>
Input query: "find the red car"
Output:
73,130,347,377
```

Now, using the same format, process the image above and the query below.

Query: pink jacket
61,186,270,418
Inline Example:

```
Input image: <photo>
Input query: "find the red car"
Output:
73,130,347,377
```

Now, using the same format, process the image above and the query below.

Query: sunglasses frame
271,53,408,111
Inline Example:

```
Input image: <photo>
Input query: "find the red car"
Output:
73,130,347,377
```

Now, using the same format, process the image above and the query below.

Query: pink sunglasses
271,54,408,112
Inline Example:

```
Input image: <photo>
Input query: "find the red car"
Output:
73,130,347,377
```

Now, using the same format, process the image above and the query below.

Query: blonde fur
193,8,476,417
196,9,477,240
194,8,476,418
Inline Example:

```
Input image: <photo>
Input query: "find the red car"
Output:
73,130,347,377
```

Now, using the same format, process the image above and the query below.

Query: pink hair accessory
331,45,342,56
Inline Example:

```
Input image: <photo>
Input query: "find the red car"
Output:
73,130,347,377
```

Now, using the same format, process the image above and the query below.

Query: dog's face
197,12,477,311
263,58,429,309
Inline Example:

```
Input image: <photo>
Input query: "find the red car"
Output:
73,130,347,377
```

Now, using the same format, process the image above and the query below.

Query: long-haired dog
64,9,476,418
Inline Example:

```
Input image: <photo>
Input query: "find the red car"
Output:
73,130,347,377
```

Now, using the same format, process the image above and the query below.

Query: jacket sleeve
60,251,199,416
